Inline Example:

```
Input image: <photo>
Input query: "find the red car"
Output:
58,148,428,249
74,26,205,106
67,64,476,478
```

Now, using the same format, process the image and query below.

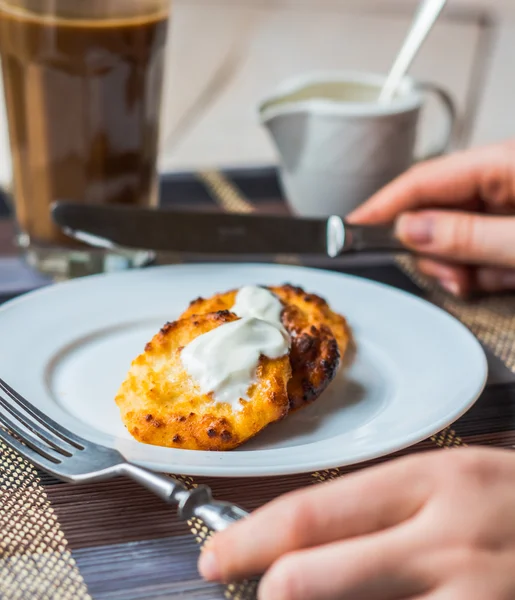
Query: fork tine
0,424,63,474
0,411,62,463
0,395,72,456
0,377,86,449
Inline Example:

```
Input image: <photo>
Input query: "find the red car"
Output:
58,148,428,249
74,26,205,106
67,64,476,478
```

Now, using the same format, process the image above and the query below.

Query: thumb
395,211,515,267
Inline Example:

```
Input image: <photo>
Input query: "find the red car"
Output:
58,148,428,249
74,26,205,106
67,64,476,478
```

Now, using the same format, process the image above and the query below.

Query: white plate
0,263,487,477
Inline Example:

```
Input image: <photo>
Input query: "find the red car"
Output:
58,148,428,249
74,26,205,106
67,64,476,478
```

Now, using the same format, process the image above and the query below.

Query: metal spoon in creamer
379,0,448,103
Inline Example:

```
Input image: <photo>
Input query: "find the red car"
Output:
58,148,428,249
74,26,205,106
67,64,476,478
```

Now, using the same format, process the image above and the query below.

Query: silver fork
0,377,249,531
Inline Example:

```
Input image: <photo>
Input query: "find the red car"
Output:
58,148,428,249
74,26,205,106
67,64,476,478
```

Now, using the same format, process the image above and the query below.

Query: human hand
347,140,515,297
198,448,515,600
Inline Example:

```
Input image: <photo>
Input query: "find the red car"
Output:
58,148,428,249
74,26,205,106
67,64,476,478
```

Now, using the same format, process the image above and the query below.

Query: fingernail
396,214,434,245
440,279,461,296
501,272,515,288
477,269,500,291
198,549,220,581
478,270,515,291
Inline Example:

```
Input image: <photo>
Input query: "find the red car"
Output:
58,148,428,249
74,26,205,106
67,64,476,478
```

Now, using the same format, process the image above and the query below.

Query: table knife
51,202,406,257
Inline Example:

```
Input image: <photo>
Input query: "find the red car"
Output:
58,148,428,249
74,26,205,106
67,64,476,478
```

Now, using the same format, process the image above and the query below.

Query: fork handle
178,485,249,530
120,463,249,531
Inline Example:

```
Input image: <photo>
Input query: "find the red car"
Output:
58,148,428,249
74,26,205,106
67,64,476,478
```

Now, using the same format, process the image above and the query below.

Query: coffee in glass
0,0,171,277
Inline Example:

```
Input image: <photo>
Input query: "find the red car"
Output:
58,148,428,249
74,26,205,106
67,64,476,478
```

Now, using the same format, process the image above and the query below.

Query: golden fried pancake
182,284,352,411
115,310,291,451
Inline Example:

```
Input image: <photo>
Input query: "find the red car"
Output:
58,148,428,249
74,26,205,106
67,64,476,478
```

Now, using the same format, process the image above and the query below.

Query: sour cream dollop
180,286,289,410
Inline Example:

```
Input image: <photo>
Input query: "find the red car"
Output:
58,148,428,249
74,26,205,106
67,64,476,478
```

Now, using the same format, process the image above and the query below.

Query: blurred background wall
0,0,513,184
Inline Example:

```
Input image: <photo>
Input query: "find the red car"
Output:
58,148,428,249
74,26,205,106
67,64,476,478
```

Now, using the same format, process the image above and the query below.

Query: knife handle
339,222,407,254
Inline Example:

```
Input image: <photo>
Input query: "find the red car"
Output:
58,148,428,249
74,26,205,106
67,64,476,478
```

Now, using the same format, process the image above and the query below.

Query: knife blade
51,202,406,257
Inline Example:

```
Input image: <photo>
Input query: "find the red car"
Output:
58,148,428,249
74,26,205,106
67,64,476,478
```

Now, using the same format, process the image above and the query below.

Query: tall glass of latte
0,0,171,277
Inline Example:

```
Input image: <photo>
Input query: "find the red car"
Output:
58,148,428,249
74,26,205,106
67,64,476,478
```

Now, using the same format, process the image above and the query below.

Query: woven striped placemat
0,441,90,600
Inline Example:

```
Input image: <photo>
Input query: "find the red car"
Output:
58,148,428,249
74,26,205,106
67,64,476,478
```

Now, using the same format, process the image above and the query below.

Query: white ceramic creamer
259,70,456,218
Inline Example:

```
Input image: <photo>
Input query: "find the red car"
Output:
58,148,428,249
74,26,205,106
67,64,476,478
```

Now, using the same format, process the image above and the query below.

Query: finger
258,528,429,600
415,259,472,297
347,142,515,224
395,211,515,267
475,267,515,293
198,453,434,583
417,582,503,600
415,260,515,296
412,592,453,600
